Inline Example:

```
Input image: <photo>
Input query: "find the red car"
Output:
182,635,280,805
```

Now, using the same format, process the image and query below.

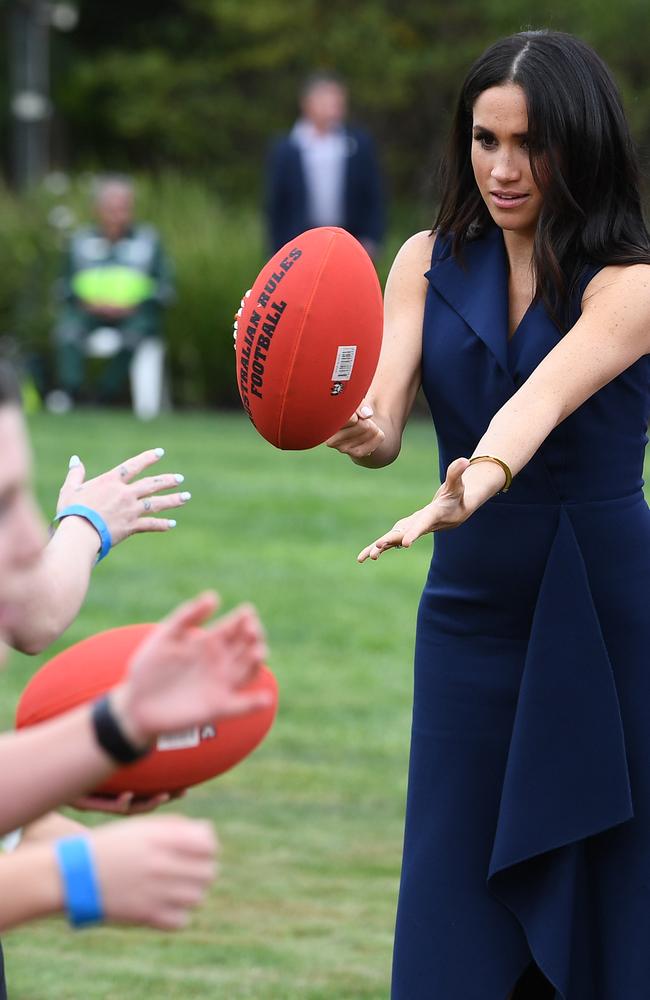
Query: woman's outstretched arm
358,263,650,559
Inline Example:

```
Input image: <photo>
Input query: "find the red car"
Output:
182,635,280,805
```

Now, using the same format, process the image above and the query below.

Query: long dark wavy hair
434,30,650,328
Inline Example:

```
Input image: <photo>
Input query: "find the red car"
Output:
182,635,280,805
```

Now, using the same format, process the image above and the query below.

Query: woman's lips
490,191,530,209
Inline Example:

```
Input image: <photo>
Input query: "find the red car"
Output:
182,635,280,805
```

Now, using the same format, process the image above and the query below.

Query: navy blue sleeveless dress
391,226,650,999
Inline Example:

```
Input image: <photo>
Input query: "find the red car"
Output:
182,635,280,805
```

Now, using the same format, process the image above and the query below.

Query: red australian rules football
15,624,278,797
235,226,383,449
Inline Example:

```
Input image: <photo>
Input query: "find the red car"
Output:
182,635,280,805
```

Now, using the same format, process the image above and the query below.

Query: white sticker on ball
157,727,200,751
331,346,357,381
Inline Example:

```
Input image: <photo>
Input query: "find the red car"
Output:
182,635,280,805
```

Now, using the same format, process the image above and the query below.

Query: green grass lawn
0,408,441,1000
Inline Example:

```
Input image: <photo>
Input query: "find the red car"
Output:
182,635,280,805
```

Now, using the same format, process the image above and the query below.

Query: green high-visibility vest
72,265,155,308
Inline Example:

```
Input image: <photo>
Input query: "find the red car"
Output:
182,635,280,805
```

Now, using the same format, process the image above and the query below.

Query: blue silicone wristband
54,504,112,562
54,836,105,927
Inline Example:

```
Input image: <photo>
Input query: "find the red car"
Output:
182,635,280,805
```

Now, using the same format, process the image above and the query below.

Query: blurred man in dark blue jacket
265,73,385,258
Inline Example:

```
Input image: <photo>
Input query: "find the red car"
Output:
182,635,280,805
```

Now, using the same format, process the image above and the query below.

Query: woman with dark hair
328,30,650,1000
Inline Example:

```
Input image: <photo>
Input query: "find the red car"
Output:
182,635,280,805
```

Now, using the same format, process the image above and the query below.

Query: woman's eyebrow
472,124,528,138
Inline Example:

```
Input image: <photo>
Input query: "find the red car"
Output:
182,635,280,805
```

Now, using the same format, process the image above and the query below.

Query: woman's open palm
357,458,471,562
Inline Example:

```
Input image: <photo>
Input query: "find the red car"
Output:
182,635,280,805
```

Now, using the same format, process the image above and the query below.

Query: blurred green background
2,0,650,405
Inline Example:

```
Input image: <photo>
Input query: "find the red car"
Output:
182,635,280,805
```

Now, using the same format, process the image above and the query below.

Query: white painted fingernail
180,491,192,501
68,454,81,469
175,474,185,483
167,519,177,528
359,406,373,418
154,447,165,458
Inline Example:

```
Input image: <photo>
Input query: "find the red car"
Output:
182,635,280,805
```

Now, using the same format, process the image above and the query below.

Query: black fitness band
91,695,150,765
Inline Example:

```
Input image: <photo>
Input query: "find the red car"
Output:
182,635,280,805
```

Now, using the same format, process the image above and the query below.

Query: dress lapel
425,226,510,376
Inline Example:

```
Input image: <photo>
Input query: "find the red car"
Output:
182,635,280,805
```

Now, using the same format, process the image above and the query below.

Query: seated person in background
51,176,174,409
265,71,385,259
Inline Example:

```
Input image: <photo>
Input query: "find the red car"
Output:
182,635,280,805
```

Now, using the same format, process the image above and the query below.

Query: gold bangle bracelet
468,455,513,493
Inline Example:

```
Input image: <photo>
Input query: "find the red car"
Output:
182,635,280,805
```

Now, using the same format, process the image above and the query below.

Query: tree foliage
3,1,650,405
1,0,646,202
